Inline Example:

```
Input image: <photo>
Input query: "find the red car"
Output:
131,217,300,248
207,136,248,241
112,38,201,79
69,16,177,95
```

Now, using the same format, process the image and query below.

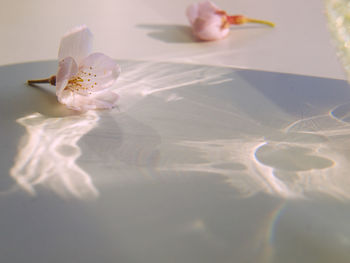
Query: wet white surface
1,61,350,262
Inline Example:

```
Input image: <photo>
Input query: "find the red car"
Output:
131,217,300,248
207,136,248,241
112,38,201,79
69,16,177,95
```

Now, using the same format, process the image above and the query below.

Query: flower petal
187,0,219,24
192,15,229,41
56,57,78,97
58,25,93,65
78,52,121,93
187,1,228,41
186,3,199,25
59,91,118,112
90,91,119,109
197,1,219,17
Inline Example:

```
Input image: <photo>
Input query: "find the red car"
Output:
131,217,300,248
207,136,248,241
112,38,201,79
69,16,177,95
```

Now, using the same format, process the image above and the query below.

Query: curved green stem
227,15,275,27
246,18,275,27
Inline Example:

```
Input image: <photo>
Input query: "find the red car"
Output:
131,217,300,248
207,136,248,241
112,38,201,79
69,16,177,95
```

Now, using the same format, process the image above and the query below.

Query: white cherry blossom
28,25,121,111
55,25,121,111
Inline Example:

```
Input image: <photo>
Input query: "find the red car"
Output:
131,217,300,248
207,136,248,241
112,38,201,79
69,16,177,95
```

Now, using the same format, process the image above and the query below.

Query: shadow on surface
0,60,75,118
137,24,195,43
137,23,272,44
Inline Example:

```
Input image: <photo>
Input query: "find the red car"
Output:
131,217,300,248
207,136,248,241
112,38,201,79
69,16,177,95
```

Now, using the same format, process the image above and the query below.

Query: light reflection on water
115,60,234,110
8,61,350,203
116,62,350,200
10,111,99,199
160,109,350,200
3,61,350,263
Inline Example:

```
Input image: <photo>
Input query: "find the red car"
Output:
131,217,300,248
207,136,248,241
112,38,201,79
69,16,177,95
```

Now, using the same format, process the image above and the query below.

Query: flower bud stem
245,18,275,27
27,75,56,86
227,15,275,27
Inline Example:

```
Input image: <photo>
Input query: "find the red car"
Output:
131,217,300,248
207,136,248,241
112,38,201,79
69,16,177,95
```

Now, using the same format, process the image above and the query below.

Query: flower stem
227,15,275,27
27,75,56,86
245,18,275,27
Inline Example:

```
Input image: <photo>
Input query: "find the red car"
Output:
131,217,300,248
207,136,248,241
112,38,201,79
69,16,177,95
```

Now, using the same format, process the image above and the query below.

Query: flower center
64,66,98,95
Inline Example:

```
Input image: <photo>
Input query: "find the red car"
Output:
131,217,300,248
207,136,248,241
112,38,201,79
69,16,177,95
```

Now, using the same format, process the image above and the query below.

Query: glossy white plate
1,61,350,263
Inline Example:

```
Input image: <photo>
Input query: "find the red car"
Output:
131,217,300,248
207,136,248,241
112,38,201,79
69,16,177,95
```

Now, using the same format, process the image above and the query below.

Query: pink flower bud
186,1,275,41
186,1,229,41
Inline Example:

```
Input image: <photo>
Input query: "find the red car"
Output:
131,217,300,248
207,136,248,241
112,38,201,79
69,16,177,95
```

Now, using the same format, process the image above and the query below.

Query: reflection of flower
56,25,121,111
10,112,99,199
186,1,274,41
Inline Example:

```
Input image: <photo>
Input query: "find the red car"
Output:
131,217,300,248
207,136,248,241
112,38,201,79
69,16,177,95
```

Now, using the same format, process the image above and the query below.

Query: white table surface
0,0,346,79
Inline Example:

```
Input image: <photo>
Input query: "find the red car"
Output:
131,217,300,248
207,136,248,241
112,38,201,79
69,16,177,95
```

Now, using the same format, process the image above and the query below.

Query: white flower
56,25,121,111
186,1,229,41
